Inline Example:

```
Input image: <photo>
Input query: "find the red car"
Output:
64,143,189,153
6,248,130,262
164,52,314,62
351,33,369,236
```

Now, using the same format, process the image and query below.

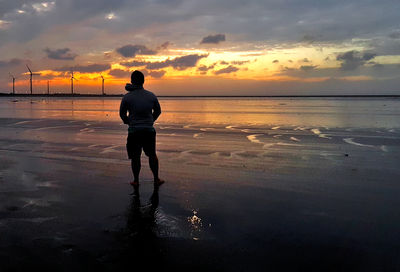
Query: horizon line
1,93,400,98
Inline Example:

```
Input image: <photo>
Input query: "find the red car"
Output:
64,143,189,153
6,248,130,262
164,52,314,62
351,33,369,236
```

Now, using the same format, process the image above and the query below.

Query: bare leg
149,154,164,185
131,155,141,185
149,154,159,180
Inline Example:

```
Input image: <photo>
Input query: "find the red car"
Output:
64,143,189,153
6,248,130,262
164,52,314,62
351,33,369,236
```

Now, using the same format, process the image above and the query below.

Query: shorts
126,128,156,159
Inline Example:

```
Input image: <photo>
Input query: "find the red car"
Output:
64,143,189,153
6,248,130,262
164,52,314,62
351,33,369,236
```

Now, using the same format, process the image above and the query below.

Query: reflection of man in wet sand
120,70,164,187
127,185,160,234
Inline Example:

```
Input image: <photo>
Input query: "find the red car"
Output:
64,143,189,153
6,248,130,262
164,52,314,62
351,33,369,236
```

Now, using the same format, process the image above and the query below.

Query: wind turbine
9,73,16,94
70,70,78,95
100,74,105,95
26,65,40,95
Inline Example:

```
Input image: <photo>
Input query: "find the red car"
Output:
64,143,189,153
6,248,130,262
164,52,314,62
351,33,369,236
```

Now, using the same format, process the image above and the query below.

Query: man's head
131,70,145,85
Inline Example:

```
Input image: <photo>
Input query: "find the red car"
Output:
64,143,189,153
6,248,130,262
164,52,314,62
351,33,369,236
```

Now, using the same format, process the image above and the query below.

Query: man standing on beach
120,70,164,187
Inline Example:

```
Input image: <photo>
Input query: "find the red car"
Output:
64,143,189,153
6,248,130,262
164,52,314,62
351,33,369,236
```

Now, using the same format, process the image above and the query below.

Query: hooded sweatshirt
119,83,161,130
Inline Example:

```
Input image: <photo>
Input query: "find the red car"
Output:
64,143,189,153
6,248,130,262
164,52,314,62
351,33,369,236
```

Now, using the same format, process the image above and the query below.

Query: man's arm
152,98,161,122
119,98,129,124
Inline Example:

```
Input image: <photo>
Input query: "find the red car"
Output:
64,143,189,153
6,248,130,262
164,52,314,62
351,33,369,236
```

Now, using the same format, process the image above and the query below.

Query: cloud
200,34,226,44
121,54,208,70
282,66,296,72
116,44,157,58
44,47,77,60
299,58,310,63
158,41,171,50
373,63,384,69
0,58,23,67
2,0,400,50
197,64,215,74
120,60,148,67
151,54,208,70
109,67,165,79
277,62,400,81
197,64,215,72
336,50,377,70
389,32,400,39
301,35,316,43
300,65,318,71
272,60,279,63
214,65,239,75
32,2,56,13
363,52,377,61
108,69,129,78
0,19,11,30
54,63,111,73
220,61,229,65
231,60,250,65
142,69,166,79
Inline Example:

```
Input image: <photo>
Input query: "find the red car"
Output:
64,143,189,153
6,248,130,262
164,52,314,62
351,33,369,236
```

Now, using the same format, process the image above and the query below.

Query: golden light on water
188,210,202,240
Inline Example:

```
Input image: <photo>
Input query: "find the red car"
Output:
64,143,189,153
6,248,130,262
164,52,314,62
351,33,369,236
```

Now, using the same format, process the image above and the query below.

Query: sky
0,0,400,95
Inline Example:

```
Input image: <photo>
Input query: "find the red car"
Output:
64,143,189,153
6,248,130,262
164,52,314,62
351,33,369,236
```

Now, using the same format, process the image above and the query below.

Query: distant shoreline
0,93,400,98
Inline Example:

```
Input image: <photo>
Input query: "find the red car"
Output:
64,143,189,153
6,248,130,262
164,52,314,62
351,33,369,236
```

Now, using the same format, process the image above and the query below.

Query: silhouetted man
120,70,164,187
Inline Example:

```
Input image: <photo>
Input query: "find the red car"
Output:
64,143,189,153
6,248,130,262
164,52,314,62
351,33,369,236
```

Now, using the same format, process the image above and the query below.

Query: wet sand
1,97,400,271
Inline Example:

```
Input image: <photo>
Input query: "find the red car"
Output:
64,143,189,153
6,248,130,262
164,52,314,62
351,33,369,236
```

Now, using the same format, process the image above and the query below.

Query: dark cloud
109,67,166,79
240,53,265,57
151,54,208,70
142,69,166,79
108,69,129,78
200,34,226,44
389,32,400,39
220,61,229,65
1,0,400,52
301,35,317,43
373,63,384,69
158,41,171,50
272,60,279,63
368,37,400,55
231,60,250,65
120,60,147,67
116,44,157,58
299,58,310,63
54,63,111,73
214,65,239,75
282,66,296,72
121,54,208,70
363,52,377,61
336,51,377,70
197,64,215,74
0,58,23,67
300,65,318,71
44,47,77,60
278,63,400,80
197,64,215,72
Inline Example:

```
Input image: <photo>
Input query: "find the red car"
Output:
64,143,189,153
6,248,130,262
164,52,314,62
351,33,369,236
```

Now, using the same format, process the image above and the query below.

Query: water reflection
126,185,160,237
2,97,400,128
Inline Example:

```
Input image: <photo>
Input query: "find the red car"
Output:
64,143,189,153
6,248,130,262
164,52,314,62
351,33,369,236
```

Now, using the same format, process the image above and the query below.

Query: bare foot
129,181,139,187
154,178,165,186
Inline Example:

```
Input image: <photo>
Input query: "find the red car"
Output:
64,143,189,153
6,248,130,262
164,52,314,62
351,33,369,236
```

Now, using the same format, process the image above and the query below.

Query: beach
1,96,400,271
